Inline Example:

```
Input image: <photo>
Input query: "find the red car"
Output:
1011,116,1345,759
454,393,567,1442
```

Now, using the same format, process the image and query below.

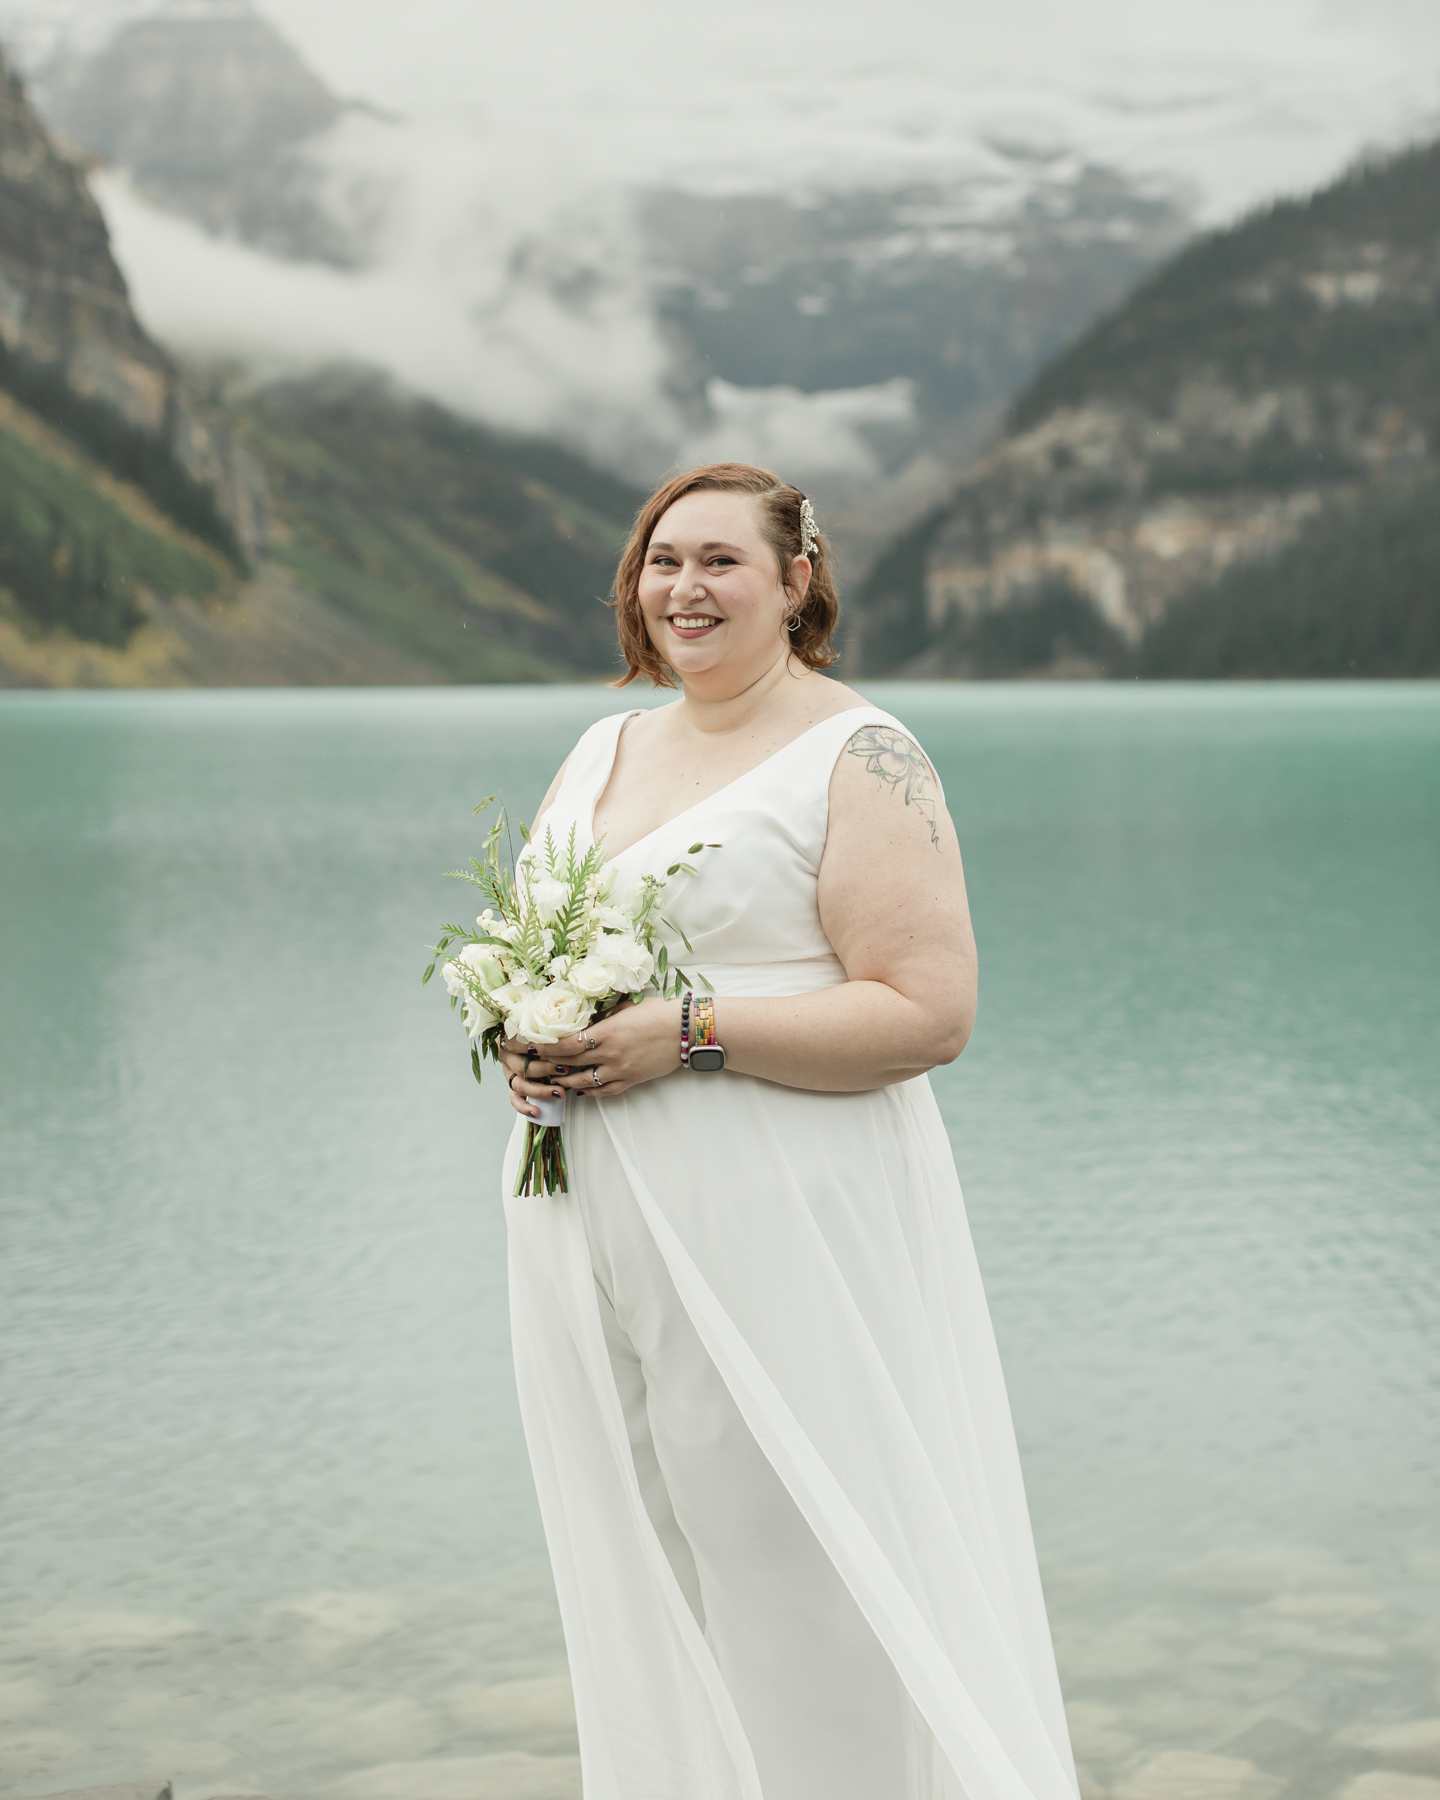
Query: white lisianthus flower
548,954,574,979
593,934,654,991
440,959,468,999
528,877,570,923
458,943,507,990
567,954,616,1000
591,903,635,933
506,983,593,1045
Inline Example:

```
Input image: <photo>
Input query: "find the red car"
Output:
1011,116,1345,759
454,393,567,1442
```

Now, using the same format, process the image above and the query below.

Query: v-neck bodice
528,704,908,998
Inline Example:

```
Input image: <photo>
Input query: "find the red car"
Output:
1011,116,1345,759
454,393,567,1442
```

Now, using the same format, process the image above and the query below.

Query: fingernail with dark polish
552,1088,564,1097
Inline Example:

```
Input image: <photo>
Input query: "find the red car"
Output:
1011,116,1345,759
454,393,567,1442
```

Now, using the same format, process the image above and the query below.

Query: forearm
713,980,972,1092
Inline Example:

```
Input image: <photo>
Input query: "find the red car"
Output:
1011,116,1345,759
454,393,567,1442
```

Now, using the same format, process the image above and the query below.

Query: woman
499,463,1076,1800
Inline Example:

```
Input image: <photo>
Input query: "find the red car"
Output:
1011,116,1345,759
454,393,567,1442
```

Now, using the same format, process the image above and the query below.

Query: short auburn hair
610,462,840,688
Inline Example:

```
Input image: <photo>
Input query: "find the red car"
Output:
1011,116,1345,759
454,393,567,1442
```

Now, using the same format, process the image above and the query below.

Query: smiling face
637,489,810,691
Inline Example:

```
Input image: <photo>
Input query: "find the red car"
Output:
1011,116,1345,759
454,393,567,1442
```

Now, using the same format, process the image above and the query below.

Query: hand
499,997,683,1115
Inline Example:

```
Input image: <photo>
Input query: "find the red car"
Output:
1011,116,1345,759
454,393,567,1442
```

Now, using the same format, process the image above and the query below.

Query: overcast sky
7,0,1438,214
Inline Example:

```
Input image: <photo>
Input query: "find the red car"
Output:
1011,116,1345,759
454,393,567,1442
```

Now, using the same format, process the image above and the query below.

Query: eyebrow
648,540,746,554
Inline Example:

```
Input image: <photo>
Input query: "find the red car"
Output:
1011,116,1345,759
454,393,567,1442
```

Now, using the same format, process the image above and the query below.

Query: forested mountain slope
855,137,1440,677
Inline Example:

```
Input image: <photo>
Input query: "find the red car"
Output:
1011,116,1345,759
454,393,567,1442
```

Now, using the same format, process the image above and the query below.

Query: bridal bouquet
425,798,714,1197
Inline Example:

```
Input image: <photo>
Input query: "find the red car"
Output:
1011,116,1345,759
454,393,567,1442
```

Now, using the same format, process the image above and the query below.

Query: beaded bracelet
680,988,692,1067
693,995,716,1050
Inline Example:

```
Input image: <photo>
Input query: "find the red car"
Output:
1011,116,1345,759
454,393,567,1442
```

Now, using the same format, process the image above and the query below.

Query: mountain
9,1,1191,575
0,42,260,673
38,0,372,266
0,46,645,688
855,136,1440,677
220,371,641,684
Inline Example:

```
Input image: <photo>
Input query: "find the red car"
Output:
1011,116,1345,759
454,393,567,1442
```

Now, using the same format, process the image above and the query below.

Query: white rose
463,995,500,1038
505,982,593,1045
527,877,570,923
488,979,533,1020
568,954,617,999
593,934,654,992
548,954,574,980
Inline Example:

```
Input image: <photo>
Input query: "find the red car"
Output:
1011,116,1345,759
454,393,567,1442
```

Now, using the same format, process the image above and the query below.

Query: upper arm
817,728,977,1033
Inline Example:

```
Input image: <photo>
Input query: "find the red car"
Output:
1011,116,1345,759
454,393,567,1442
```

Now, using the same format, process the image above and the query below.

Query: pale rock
1067,1701,1139,1764
35,1786,172,1800
1336,1722,1440,1772
322,1753,580,1800
1335,1773,1440,1800
1266,1592,1382,1620
448,1675,577,1744
1115,1750,1283,1800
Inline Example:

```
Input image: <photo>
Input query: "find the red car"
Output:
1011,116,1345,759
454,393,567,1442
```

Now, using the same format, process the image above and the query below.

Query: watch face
688,1047,726,1072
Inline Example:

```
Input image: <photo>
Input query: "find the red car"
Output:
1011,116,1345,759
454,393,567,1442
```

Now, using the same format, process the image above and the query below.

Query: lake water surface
1,685,1437,1800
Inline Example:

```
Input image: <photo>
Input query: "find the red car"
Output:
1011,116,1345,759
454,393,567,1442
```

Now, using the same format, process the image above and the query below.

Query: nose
670,560,707,599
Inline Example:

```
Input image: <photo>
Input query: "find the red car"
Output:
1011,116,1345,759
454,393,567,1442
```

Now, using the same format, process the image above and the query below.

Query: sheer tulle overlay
503,708,1078,1800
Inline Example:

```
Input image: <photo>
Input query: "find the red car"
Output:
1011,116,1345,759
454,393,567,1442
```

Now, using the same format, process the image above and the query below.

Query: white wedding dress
503,705,1078,1800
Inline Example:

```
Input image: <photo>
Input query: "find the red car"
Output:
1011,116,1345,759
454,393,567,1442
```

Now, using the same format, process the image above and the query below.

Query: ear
786,555,813,603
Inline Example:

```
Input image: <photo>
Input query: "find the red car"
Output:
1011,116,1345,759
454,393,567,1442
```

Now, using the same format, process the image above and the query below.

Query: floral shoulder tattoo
847,725,941,850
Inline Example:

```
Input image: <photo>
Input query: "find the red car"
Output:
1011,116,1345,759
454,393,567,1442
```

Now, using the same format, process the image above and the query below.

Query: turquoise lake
1,684,1437,1800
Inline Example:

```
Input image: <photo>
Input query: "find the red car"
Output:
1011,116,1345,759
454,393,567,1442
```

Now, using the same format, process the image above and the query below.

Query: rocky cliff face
0,48,170,425
858,138,1440,674
0,45,267,556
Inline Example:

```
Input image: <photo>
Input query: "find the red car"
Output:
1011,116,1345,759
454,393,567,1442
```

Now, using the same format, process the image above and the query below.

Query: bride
498,462,1077,1800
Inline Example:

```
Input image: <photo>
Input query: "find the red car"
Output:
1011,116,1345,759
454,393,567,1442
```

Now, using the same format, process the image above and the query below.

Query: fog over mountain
2,0,1436,563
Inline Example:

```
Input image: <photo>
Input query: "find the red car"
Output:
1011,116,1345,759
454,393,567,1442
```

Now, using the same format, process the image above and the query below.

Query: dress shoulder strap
554,708,642,809
781,705,946,804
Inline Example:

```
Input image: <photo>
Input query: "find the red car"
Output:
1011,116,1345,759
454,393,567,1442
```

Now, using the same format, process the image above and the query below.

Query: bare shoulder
827,717,950,855
609,699,680,763
800,673,870,720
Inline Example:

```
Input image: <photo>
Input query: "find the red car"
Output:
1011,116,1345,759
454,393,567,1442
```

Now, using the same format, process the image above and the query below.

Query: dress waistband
683,956,848,999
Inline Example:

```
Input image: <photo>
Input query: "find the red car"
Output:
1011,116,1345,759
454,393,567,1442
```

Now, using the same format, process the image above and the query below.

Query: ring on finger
591,1067,602,1088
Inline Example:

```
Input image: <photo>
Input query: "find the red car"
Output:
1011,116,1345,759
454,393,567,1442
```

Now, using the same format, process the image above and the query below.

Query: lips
666,613,722,637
